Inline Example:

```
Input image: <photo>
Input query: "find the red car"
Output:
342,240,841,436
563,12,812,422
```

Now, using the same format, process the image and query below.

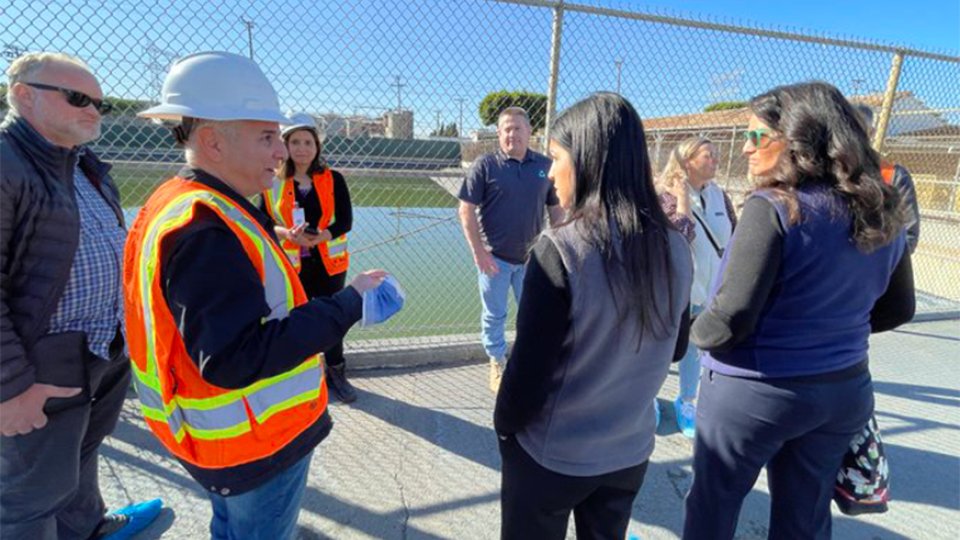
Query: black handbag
833,414,890,515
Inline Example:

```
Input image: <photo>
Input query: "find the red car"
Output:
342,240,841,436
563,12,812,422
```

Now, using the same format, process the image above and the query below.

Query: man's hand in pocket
0,384,81,436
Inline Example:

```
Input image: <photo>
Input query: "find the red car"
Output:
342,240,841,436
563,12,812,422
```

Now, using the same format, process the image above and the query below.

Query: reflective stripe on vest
261,170,349,275
126,179,326,466
263,179,303,270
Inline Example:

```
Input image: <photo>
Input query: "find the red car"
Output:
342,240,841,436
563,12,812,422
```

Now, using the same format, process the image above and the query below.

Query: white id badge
292,207,306,228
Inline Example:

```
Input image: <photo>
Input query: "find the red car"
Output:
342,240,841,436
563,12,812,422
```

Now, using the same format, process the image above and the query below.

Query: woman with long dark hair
494,93,693,539
683,82,915,539
260,113,357,403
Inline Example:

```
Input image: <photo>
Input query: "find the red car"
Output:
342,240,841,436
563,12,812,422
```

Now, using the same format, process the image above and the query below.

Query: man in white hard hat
0,51,162,540
124,51,387,539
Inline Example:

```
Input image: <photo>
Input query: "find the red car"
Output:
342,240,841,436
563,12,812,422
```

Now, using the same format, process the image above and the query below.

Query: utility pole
240,18,255,60
455,98,465,138
144,41,177,101
614,58,623,94
851,78,866,97
435,110,441,134
389,75,405,111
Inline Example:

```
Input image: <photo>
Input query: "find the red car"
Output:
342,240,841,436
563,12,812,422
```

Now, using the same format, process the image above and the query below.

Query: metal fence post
543,0,565,152
873,50,905,153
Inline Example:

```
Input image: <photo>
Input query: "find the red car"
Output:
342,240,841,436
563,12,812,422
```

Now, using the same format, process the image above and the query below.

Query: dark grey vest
516,222,692,476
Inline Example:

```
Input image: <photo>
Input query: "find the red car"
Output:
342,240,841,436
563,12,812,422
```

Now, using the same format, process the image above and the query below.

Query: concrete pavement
99,319,960,539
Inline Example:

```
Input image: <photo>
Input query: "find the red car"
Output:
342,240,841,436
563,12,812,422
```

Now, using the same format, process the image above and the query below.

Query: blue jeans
478,256,525,360
208,451,313,540
677,305,703,403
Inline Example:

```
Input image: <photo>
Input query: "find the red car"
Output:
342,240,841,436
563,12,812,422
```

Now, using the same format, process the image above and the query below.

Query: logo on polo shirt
538,170,546,178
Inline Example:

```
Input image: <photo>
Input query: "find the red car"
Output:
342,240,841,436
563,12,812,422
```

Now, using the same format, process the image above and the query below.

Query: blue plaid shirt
47,164,127,360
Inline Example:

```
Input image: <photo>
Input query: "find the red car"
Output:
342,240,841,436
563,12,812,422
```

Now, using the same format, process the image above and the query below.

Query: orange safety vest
123,178,327,468
261,170,349,275
880,160,895,185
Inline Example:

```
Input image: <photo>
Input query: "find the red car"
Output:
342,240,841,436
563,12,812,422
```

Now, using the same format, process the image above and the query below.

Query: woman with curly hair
683,82,914,539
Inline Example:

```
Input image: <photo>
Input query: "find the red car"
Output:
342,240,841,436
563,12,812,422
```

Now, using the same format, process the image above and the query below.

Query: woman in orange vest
261,114,357,402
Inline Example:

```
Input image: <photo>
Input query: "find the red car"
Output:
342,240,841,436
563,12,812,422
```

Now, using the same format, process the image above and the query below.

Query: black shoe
326,363,357,403
90,514,128,539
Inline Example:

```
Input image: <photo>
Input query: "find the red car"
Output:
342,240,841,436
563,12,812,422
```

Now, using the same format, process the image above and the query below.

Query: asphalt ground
98,319,960,539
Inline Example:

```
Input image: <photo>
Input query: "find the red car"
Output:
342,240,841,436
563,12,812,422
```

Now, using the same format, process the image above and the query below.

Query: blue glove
361,275,406,328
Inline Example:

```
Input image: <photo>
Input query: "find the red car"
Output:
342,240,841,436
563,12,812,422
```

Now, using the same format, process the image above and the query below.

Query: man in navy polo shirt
458,107,563,393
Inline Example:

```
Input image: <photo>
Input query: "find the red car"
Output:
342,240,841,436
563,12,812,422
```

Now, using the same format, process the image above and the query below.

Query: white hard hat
139,51,287,124
281,112,318,137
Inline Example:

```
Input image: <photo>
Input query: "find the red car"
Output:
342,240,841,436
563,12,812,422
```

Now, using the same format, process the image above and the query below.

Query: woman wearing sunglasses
655,136,737,438
494,93,692,539
682,82,915,539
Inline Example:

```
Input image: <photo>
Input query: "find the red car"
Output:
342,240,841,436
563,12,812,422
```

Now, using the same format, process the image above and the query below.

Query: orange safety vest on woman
123,178,328,468
261,169,349,275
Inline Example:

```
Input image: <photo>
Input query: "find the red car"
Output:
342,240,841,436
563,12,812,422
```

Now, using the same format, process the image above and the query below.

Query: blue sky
3,0,957,135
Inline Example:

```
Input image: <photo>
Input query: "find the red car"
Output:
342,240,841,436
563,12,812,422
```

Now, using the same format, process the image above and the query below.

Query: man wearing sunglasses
1,52,161,540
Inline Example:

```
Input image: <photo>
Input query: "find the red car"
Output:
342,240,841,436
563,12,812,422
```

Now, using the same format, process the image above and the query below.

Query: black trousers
298,255,348,367
499,435,648,540
0,339,131,540
683,367,874,540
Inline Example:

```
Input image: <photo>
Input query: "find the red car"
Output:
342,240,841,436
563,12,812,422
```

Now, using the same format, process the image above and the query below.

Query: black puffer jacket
0,115,123,401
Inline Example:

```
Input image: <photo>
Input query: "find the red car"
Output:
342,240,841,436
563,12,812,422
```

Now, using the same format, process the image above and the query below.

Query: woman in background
261,113,357,403
655,136,736,437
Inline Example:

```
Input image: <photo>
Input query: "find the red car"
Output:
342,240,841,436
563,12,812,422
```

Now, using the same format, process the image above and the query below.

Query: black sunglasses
25,82,113,114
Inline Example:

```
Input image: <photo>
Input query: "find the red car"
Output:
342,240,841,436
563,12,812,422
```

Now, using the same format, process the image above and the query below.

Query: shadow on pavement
872,380,960,408
350,388,500,471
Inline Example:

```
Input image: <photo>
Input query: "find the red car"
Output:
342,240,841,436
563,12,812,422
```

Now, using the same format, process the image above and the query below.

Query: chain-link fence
3,0,958,353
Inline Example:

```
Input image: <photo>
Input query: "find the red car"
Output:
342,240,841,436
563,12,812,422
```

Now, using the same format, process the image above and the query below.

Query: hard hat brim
281,123,319,137
138,103,289,124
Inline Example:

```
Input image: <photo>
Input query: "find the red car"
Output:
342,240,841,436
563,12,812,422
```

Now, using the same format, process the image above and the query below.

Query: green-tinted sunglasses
742,128,780,149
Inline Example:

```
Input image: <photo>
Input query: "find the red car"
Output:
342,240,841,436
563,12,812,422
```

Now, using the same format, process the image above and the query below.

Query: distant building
314,113,384,138
384,109,414,140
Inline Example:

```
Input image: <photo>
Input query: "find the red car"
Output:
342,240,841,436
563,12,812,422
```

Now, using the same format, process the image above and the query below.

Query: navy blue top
696,186,909,378
458,149,558,264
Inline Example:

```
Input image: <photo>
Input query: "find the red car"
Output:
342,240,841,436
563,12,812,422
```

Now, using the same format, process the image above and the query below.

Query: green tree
430,121,459,137
703,101,748,112
0,83,7,111
479,90,548,131
103,96,154,115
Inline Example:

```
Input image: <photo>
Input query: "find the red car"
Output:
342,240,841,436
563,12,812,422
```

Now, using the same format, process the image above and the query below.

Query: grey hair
184,120,240,165
5,52,92,114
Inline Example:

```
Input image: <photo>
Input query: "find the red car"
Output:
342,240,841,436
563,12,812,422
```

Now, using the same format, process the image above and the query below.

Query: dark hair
550,92,676,338
748,82,904,252
277,126,326,179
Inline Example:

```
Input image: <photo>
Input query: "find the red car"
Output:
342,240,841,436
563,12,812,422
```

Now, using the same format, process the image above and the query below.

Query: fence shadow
872,380,960,408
